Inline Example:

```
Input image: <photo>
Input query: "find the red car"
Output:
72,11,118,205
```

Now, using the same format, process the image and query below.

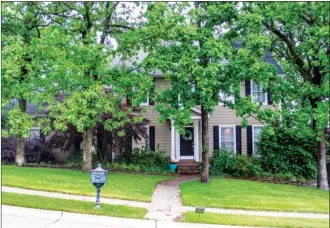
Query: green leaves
7,108,34,138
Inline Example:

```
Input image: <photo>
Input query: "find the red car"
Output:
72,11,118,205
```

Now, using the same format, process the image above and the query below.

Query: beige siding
135,77,279,158
155,77,171,92
137,106,172,156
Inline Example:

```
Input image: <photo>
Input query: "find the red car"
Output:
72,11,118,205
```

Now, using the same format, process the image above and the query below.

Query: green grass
180,178,329,213
183,212,329,228
2,165,172,202
2,192,147,219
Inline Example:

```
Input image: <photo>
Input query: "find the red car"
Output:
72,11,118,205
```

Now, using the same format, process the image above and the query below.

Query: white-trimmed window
30,127,40,139
133,86,149,106
252,126,264,154
219,126,236,152
251,80,267,105
132,126,149,149
140,94,149,106
218,90,235,105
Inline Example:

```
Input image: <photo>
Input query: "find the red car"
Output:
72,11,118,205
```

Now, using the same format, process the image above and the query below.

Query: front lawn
183,212,329,228
180,178,329,213
2,165,172,202
3,192,147,219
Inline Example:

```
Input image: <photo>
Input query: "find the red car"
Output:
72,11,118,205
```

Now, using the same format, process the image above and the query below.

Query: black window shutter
235,126,242,154
149,126,155,151
126,95,131,106
126,129,132,154
149,78,155,105
267,89,273,105
245,80,251,96
247,125,253,156
213,126,219,151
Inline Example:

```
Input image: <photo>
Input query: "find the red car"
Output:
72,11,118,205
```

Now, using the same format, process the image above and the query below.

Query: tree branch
263,22,307,79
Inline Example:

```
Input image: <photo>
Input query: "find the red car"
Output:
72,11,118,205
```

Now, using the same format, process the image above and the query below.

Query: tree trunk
16,135,25,166
316,133,328,190
200,105,209,183
311,96,329,190
82,127,93,172
16,99,27,166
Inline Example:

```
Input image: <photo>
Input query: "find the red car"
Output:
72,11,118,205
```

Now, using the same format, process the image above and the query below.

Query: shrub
258,126,317,180
210,149,262,178
115,147,169,173
1,136,55,164
273,172,297,182
66,153,82,168
66,153,98,168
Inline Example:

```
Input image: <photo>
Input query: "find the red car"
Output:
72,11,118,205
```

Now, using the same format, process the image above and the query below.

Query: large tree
121,2,277,182
39,2,151,172
2,2,50,166
241,2,329,190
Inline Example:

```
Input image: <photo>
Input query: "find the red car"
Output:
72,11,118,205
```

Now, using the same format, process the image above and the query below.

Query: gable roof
110,42,285,76
233,42,284,74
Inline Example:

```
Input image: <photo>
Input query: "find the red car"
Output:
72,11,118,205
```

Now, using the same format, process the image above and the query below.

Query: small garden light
195,206,205,221
91,164,108,209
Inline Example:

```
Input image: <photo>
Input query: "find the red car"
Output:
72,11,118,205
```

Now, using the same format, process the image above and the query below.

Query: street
2,206,246,228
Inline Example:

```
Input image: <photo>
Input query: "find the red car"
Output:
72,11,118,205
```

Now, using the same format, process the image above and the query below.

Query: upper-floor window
219,126,236,152
252,125,264,154
141,93,149,106
218,90,235,105
251,80,267,105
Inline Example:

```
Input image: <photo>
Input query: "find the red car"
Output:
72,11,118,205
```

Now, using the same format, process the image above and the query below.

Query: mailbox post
91,164,108,209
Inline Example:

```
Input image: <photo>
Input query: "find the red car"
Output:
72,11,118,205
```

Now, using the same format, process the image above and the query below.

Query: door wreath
182,129,193,140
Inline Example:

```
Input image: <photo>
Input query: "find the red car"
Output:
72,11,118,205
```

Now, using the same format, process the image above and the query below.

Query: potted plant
168,160,178,173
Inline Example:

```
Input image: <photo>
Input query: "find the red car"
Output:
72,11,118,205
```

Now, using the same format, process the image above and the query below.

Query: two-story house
113,47,284,174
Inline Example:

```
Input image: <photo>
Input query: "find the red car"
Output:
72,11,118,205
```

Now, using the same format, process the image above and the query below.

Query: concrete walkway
3,205,248,228
2,185,328,220
145,175,198,221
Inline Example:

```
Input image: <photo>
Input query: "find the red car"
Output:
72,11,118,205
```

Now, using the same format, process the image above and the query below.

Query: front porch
169,109,202,174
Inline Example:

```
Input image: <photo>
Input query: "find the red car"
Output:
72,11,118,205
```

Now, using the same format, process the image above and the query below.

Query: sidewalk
3,206,249,228
3,186,328,220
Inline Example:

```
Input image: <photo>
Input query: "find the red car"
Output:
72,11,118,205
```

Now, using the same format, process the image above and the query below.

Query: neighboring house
2,99,80,162
3,99,46,139
112,46,284,173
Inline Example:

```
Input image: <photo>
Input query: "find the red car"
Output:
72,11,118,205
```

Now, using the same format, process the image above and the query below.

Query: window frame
30,127,41,139
252,125,264,154
251,80,268,105
218,90,235,105
132,125,150,150
140,93,150,106
219,125,236,154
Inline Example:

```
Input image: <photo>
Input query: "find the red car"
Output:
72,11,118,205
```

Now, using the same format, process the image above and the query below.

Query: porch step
176,161,201,175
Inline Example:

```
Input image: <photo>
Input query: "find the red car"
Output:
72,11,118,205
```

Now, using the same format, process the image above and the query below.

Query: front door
180,127,194,157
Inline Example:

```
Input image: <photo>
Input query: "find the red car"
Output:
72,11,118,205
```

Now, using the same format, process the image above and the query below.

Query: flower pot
169,163,178,172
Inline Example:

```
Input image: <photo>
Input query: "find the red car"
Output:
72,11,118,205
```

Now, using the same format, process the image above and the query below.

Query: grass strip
183,211,329,228
2,192,147,219
2,165,172,202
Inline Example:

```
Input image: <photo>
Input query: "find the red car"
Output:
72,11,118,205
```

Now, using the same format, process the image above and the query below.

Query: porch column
171,119,176,160
193,120,200,162
175,127,180,160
